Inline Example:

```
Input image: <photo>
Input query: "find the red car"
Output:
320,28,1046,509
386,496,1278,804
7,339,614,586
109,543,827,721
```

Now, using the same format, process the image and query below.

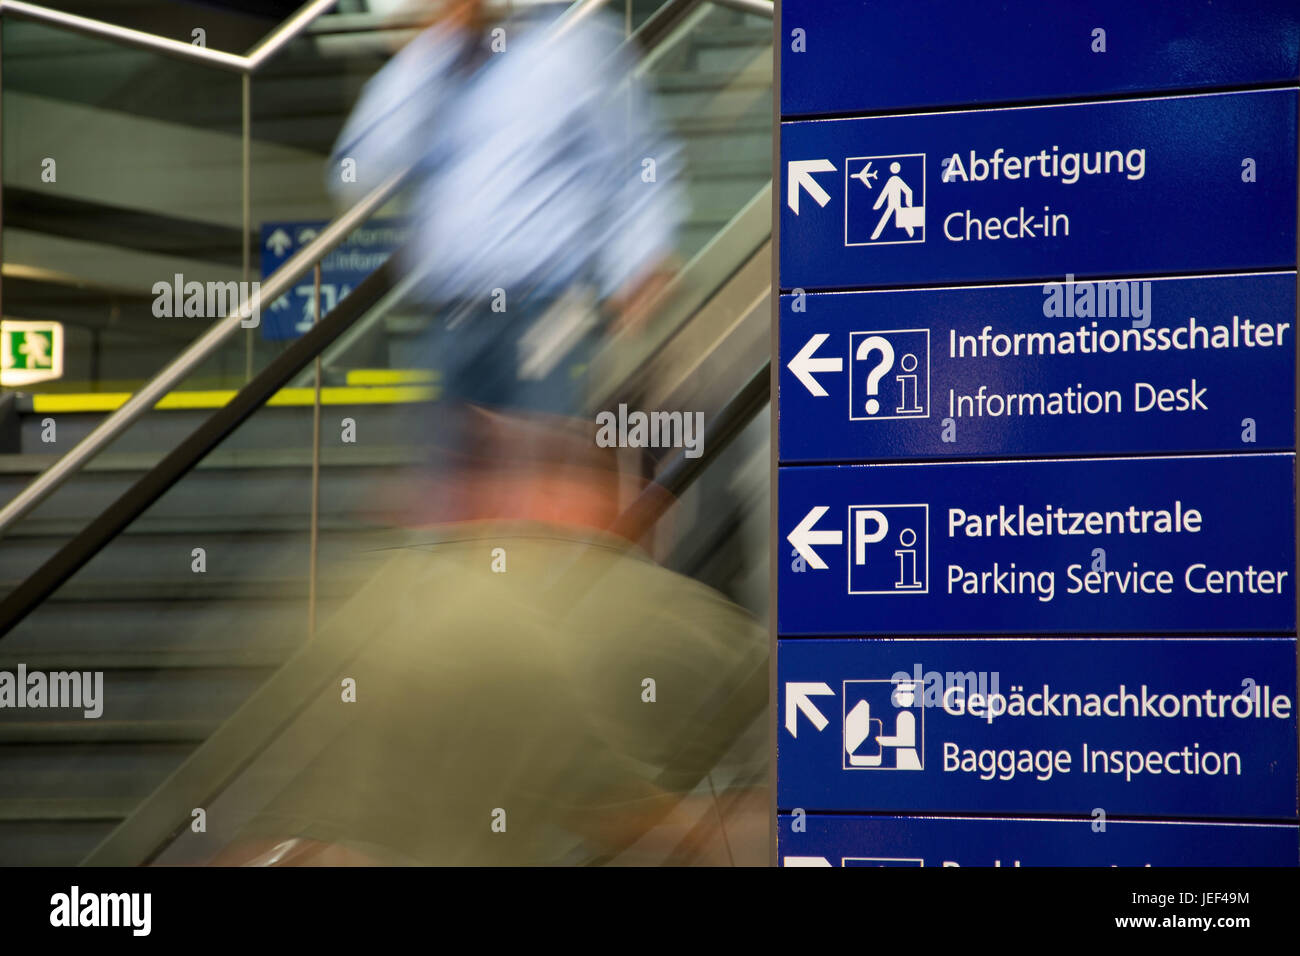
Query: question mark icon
856,335,895,415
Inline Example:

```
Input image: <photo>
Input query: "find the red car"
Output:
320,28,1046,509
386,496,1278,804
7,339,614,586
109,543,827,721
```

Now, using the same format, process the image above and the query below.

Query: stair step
653,69,770,93
14,403,428,456
0,445,426,475
0,599,324,652
686,26,774,48
0,821,118,866
0,577,319,602
0,797,138,822
1,514,389,538
0,529,398,589
0,469,419,526
0,667,272,723
0,720,218,745
0,648,293,670
676,114,770,137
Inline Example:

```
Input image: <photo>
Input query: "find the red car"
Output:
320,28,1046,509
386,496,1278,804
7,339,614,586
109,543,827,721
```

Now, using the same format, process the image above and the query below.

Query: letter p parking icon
849,504,929,595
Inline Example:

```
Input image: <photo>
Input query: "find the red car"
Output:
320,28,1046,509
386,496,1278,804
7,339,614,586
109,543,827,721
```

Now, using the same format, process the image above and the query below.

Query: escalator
0,0,774,866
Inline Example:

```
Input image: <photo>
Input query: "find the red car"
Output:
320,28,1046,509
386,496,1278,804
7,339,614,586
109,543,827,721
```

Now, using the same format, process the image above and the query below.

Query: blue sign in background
779,454,1295,635
780,90,1297,290
778,639,1298,820
779,815,1300,867
259,219,406,340
779,273,1297,462
782,0,1300,117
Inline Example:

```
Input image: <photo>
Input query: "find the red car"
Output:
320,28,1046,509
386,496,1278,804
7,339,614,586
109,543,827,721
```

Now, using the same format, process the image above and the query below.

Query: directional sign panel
782,0,1300,117
260,220,407,341
780,273,1297,462
778,638,1299,820
780,90,1297,290
779,454,1295,635
779,815,1300,867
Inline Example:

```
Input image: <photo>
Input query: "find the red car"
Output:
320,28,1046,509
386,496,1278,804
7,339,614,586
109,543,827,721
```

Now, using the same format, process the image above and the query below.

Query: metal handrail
711,0,773,17
0,0,340,72
244,0,342,69
0,0,769,71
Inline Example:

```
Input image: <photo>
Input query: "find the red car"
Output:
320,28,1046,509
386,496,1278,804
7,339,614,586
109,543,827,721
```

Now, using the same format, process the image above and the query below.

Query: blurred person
335,0,685,521
333,0,683,422
207,0,766,867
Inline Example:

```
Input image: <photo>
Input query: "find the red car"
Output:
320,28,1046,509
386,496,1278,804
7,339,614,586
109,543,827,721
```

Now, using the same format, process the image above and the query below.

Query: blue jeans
416,294,604,417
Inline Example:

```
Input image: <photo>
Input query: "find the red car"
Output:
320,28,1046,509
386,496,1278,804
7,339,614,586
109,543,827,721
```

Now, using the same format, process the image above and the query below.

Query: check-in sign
781,90,1297,290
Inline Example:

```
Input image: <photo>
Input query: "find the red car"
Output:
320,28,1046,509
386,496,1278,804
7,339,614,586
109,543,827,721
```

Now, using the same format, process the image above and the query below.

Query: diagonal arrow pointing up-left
785,682,834,738
787,159,836,215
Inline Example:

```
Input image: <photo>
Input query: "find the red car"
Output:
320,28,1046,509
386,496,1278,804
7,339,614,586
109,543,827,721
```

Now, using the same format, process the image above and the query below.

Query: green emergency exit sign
1,320,63,387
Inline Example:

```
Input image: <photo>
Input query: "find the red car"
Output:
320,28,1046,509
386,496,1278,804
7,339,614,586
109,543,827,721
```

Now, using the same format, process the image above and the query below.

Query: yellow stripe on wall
344,368,437,386
31,384,437,414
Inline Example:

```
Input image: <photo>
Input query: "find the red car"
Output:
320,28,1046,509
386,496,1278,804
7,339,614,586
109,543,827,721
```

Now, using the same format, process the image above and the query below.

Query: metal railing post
308,265,322,639
243,72,253,382
1,15,6,335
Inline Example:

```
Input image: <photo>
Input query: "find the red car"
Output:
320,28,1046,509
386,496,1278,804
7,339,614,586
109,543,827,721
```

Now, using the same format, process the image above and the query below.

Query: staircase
0,397,435,864
0,0,773,865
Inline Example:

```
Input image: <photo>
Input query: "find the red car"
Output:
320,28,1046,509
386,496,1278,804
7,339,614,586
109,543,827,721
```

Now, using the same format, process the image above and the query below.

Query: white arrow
787,333,843,397
784,856,832,867
785,681,834,737
265,228,292,256
787,159,836,215
787,506,842,571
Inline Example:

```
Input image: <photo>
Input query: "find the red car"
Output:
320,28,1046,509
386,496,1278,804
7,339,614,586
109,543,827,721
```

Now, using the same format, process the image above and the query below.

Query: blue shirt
327,6,685,304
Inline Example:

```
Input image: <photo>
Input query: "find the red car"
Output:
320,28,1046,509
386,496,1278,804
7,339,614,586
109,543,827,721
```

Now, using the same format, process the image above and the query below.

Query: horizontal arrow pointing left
788,506,842,570
788,333,843,397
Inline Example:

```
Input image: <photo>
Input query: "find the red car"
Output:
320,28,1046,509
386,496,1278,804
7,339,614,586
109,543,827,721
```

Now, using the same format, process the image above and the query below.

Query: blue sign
780,273,1297,462
259,220,407,340
780,90,1297,290
779,454,1295,635
779,815,1300,867
782,0,1300,117
778,639,1298,820
776,0,1300,864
